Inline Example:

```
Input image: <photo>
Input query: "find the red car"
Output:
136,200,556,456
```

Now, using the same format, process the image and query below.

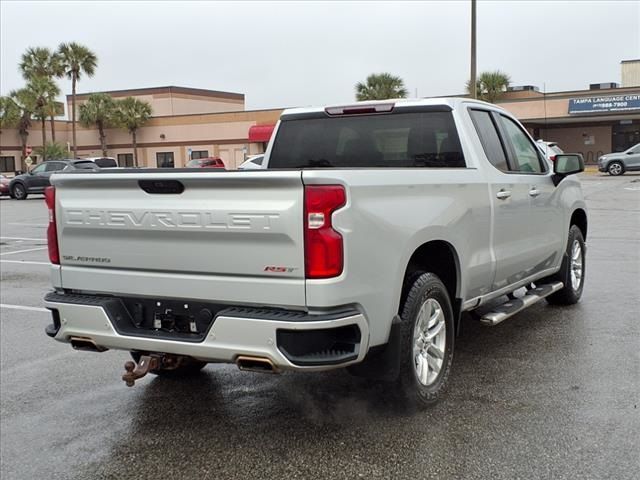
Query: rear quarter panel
303,168,493,346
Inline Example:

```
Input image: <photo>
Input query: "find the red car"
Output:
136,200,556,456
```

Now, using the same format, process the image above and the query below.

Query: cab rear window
269,111,465,168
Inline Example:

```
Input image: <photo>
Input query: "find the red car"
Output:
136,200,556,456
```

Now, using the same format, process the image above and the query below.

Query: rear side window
45,162,65,172
469,110,509,171
269,111,465,168
73,161,97,170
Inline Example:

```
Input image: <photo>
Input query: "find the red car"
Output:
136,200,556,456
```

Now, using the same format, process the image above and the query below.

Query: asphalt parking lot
1,173,639,480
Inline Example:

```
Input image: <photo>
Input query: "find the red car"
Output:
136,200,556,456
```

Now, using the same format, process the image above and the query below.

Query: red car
186,157,225,169
0,175,10,196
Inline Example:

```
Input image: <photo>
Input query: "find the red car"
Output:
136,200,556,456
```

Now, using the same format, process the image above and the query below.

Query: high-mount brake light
44,186,59,264
304,185,346,279
325,103,394,116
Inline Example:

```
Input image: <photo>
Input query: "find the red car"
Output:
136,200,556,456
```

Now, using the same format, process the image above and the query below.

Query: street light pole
470,0,477,99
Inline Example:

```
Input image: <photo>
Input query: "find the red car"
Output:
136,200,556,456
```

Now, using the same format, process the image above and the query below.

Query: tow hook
122,354,162,387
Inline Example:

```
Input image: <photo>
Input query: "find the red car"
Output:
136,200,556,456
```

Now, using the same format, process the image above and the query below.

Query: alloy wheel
570,239,583,291
608,163,623,175
412,298,447,386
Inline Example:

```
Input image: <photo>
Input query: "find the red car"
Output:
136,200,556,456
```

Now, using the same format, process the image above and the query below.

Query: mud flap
347,315,402,382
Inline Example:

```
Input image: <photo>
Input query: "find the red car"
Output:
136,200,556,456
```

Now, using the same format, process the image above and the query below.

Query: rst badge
264,266,297,273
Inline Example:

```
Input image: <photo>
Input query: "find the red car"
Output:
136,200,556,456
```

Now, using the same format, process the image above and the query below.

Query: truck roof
281,97,499,117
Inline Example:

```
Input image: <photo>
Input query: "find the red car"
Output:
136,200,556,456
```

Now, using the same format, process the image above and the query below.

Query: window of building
0,156,16,172
499,115,545,174
612,123,640,152
191,150,209,159
469,110,509,172
156,152,175,168
117,154,134,167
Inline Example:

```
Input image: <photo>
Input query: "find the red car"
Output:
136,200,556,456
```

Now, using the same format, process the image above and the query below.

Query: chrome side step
479,281,564,326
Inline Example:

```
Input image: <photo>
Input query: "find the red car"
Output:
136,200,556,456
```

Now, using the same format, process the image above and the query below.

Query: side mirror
552,154,584,186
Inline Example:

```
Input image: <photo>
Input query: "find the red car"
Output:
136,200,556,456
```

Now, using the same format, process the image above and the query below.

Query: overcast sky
1,0,638,113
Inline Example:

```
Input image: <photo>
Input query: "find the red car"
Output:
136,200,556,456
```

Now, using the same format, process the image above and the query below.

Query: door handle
496,190,511,200
529,187,540,197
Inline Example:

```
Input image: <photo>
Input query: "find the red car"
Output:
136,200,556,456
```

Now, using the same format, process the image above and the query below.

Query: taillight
44,186,59,264
304,185,346,279
550,155,556,162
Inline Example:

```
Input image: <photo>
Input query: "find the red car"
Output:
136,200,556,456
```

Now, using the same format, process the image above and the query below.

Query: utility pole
470,0,477,99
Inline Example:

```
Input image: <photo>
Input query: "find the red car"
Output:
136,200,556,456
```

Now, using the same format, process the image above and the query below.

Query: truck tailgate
51,170,306,307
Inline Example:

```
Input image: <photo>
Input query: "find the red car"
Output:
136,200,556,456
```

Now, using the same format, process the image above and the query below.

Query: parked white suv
536,140,564,162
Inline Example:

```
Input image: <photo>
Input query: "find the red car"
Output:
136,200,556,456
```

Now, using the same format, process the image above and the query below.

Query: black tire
396,272,454,407
545,225,586,305
607,161,625,176
11,183,27,200
129,351,207,377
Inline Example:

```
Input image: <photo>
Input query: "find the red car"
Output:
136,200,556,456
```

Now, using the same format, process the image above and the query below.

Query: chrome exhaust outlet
236,355,280,374
70,336,108,352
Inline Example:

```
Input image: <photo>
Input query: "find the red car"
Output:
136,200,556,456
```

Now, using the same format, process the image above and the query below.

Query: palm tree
34,142,67,161
355,73,409,101
22,77,61,162
0,96,21,153
79,93,115,157
19,47,64,141
9,89,35,170
466,71,511,103
114,97,152,167
58,42,97,158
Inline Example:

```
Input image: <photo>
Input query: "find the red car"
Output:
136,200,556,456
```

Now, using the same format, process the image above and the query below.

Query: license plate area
116,297,227,342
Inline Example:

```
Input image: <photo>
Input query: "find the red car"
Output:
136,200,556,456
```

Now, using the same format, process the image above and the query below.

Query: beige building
1,60,639,174
490,59,640,164
1,86,282,173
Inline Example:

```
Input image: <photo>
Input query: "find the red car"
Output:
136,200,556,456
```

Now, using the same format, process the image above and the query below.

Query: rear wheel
545,225,586,305
129,351,207,376
11,183,27,200
396,272,454,407
607,161,624,176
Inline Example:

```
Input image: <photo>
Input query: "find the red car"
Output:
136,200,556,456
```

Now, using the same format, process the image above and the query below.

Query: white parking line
7,223,46,227
0,247,47,256
0,259,50,266
0,304,48,313
0,236,46,242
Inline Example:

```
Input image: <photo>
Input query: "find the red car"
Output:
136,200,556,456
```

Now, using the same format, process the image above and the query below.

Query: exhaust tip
236,355,279,374
70,336,108,352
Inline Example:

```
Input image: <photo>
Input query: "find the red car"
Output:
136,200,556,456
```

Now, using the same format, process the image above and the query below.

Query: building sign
568,94,640,114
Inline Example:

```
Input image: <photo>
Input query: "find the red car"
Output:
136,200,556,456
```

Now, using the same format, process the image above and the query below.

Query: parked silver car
598,143,640,175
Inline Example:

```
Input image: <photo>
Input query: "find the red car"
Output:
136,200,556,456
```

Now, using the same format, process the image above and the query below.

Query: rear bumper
44,292,370,371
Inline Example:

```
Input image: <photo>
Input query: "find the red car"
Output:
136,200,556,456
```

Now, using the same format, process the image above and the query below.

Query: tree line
0,43,152,169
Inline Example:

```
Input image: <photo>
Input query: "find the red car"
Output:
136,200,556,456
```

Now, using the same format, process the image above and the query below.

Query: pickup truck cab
44,98,587,406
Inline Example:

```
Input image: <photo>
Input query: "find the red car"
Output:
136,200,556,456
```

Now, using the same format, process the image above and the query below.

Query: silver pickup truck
44,98,587,407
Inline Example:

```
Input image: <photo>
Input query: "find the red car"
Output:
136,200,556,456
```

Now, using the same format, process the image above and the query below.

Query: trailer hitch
122,354,162,387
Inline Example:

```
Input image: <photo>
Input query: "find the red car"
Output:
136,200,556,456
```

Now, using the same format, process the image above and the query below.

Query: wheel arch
10,180,26,193
570,208,588,240
398,240,460,314
606,159,625,173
